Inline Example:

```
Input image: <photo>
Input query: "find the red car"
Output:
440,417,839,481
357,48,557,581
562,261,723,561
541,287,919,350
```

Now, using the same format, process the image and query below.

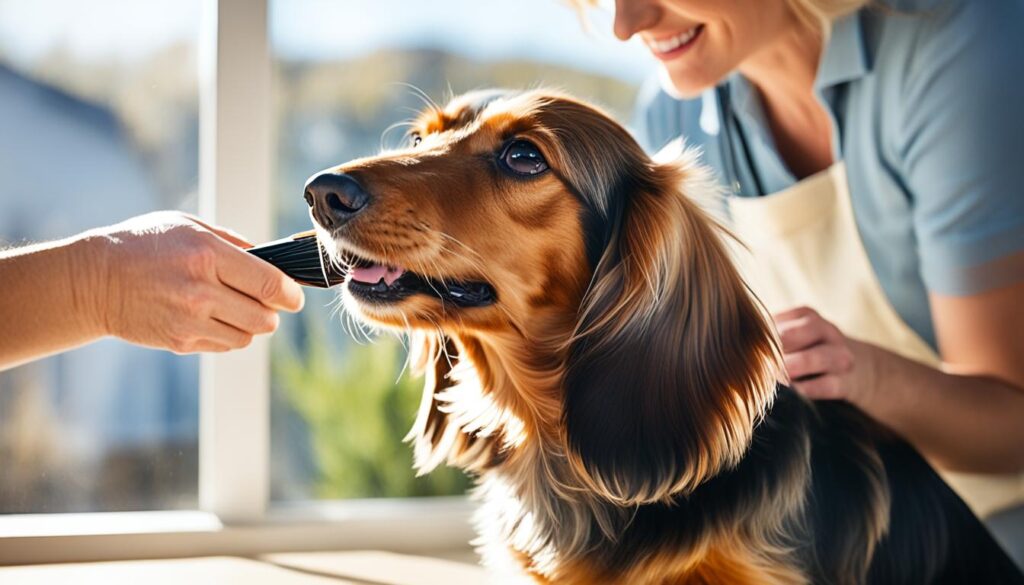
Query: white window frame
0,0,473,566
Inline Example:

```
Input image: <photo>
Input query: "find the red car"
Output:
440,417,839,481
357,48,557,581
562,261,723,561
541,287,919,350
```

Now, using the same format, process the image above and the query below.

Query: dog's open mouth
345,255,497,308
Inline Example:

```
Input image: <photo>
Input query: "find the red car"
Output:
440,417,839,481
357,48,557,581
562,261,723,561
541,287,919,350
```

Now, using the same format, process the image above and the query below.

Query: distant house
0,63,198,513
0,63,160,239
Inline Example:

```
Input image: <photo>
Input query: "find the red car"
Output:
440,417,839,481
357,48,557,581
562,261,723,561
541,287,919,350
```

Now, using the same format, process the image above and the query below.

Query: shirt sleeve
898,0,1024,296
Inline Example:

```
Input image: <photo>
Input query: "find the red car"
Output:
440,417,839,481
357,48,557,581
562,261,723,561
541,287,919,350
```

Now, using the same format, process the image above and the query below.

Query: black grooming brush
247,231,346,288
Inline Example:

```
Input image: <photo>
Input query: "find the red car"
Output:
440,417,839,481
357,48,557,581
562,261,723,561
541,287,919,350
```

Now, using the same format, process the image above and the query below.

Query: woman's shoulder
856,0,1023,152
864,0,1024,297
865,0,1022,74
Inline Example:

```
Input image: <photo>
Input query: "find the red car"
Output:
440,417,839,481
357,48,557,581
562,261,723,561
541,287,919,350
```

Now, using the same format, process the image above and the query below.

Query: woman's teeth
650,25,702,54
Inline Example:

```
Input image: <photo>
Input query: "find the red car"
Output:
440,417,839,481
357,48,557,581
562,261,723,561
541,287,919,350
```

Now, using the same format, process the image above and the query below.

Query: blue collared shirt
637,0,1024,350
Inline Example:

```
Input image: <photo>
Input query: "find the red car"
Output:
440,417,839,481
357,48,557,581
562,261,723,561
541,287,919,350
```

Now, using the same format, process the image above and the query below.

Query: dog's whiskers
432,227,488,267
392,311,414,385
422,227,531,336
395,82,442,116
331,282,375,345
380,119,419,151
433,238,528,335
422,256,451,318
421,314,454,371
328,293,361,345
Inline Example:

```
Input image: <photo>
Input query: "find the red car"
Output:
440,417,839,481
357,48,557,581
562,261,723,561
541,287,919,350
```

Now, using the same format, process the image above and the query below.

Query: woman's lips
645,24,705,61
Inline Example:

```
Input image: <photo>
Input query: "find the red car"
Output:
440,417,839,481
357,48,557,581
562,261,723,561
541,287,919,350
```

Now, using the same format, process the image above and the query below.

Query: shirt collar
815,10,872,90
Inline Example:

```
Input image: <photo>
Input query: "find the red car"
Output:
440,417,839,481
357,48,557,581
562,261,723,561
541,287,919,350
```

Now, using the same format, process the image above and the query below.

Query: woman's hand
773,306,878,405
82,211,305,354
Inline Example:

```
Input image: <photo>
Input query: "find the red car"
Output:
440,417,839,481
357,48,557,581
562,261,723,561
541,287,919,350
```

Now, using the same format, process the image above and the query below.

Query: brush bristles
247,234,346,288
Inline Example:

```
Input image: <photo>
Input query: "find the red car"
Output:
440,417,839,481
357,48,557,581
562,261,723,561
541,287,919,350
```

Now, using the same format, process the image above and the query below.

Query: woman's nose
613,0,661,41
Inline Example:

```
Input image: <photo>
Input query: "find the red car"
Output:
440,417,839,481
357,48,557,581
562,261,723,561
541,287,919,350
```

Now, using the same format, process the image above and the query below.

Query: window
0,0,202,514
0,0,654,564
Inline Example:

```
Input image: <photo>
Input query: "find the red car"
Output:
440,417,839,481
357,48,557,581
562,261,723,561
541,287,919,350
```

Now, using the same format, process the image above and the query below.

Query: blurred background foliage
273,319,470,499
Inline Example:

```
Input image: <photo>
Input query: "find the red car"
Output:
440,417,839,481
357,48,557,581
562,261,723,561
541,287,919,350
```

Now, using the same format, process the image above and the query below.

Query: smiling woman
594,0,1024,567
605,0,870,98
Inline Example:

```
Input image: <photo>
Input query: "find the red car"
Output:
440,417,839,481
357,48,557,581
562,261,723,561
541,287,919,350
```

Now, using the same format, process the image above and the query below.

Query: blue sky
0,0,201,63
0,0,656,84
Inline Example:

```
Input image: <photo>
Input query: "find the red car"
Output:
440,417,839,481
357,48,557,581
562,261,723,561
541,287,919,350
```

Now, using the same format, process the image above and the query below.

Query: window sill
0,497,475,566
0,551,487,584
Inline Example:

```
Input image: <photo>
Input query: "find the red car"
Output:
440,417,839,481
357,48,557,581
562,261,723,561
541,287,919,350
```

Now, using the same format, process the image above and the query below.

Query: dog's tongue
350,263,405,286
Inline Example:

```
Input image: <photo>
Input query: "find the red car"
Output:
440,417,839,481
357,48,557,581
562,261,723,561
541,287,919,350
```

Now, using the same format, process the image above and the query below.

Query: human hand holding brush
0,211,304,371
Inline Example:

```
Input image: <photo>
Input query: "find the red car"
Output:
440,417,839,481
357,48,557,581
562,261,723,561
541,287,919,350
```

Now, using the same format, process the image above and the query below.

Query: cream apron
725,162,1024,518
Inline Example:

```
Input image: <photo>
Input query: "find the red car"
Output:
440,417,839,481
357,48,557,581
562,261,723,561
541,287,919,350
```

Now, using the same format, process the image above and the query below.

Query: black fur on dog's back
540,385,1024,583
806,396,1023,584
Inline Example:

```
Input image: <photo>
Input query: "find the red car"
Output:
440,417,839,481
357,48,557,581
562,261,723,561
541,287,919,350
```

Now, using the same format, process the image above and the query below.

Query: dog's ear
562,152,780,506
405,332,497,474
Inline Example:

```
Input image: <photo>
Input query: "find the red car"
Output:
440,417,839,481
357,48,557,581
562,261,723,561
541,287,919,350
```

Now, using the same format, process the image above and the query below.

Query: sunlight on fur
297,89,1019,584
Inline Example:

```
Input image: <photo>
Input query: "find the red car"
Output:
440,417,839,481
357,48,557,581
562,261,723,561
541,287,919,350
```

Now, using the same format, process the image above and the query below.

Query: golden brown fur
307,89,1023,584
311,88,786,582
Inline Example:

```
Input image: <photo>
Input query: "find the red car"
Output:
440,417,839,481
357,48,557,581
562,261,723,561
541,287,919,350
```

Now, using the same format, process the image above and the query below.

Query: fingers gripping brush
247,231,346,288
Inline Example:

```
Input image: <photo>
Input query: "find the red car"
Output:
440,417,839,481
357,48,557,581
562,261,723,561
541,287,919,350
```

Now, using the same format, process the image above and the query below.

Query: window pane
0,0,201,513
269,0,654,501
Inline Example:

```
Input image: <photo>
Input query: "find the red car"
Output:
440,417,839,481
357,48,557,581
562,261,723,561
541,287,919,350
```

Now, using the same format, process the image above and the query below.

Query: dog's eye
410,133,423,147
500,140,548,176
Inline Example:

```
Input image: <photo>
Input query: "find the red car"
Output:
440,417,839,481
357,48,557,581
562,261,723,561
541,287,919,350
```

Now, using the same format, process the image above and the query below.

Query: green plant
274,323,469,499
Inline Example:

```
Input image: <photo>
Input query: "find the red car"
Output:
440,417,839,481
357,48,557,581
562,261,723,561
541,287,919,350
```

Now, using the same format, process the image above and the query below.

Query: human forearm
0,233,109,370
776,305,1024,475
849,340,1024,474
1,212,305,371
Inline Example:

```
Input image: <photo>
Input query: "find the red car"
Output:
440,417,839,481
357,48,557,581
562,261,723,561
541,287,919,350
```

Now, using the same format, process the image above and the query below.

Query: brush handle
247,232,345,288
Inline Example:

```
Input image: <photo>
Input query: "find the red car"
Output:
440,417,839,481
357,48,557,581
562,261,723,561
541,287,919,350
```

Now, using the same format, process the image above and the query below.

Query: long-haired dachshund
303,89,1023,584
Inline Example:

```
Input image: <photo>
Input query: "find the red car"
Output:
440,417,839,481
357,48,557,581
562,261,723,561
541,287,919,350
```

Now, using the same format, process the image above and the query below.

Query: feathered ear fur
562,150,780,506
405,332,498,475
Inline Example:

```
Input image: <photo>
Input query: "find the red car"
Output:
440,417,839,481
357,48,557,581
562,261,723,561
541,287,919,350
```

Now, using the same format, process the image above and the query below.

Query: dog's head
306,90,779,504
305,89,603,333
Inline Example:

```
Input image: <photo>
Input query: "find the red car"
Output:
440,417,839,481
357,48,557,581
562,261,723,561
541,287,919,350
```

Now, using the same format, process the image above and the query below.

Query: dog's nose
304,172,370,229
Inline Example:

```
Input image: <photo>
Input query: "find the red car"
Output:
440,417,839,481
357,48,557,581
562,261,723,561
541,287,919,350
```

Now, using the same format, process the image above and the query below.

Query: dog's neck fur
452,322,632,579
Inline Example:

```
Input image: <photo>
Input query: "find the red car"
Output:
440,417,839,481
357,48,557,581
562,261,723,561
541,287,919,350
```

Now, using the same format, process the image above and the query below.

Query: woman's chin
659,66,716,100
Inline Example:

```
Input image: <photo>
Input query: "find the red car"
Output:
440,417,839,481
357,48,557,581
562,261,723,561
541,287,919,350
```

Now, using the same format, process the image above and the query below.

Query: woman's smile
643,24,705,61
613,0,806,97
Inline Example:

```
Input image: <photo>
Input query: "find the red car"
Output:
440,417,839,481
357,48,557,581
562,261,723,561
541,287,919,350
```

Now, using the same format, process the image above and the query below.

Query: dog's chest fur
442,339,630,580
471,441,629,582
